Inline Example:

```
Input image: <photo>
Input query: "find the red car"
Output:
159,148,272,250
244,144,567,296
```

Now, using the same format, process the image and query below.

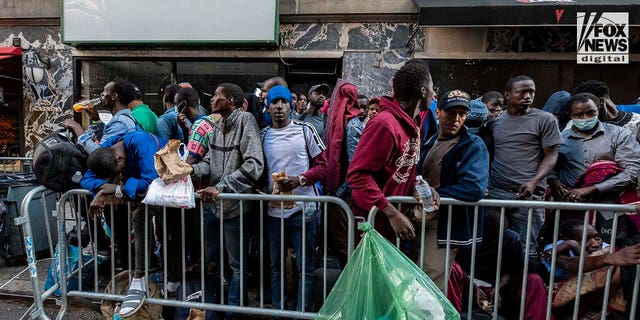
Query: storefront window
79,60,173,114
77,58,340,113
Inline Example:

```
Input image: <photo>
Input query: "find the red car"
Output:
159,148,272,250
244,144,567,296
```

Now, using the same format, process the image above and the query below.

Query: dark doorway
0,51,24,156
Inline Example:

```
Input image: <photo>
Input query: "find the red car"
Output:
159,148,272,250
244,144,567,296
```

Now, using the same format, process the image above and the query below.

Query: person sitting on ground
454,212,551,320
544,219,640,319
81,130,167,318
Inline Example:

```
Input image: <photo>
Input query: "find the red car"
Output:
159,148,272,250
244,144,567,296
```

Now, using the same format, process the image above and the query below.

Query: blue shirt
551,122,640,192
78,109,137,154
156,107,185,143
80,131,167,200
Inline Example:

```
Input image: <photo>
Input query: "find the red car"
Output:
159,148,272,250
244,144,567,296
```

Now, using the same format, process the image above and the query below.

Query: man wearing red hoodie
347,59,437,241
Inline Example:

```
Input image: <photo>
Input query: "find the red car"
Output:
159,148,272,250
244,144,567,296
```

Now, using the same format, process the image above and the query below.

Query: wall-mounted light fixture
24,51,50,84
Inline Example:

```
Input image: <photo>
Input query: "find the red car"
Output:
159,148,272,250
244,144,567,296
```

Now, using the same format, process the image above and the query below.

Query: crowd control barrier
368,196,640,320
11,185,58,320
53,190,355,320
16,187,640,320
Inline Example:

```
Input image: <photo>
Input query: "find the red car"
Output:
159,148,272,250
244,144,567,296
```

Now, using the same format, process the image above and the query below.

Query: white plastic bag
142,175,195,209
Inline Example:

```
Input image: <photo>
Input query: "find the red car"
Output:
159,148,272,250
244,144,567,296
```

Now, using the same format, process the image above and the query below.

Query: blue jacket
420,126,490,249
81,130,167,200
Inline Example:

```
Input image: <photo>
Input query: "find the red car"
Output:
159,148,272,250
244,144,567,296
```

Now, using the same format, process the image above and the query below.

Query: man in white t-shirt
261,85,327,312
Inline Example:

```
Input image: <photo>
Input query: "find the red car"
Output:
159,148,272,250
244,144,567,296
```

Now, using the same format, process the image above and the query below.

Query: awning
413,0,640,26
0,47,22,61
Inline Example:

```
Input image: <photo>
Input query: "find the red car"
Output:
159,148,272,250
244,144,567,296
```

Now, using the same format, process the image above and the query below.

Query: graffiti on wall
0,28,73,154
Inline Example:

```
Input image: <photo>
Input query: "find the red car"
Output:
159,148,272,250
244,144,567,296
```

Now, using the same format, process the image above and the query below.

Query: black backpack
33,130,88,192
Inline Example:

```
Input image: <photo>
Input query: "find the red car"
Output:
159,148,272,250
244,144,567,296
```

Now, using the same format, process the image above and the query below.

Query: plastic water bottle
415,175,436,213
72,98,101,112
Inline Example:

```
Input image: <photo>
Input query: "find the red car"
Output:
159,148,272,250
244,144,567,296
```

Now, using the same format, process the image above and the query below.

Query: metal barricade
54,190,355,320
0,157,33,174
368,196,640,320
11,185,59,320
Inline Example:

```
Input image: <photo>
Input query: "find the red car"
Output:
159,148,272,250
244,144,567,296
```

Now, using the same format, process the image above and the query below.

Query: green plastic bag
316,222,460,320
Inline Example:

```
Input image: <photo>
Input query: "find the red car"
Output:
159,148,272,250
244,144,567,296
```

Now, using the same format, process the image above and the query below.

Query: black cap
438,90,471,110
308,83,330,96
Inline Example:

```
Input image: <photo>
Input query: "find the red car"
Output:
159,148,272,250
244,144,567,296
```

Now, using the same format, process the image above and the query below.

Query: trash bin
0,174,57,264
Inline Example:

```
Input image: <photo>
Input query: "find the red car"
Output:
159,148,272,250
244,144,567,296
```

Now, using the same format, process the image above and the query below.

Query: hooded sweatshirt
346,96,420,217
323,79,361,192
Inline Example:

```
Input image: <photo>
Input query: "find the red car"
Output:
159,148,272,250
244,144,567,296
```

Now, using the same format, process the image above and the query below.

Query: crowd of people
61,59,640,319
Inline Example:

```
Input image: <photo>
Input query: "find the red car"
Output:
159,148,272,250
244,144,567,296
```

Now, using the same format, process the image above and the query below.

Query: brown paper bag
154,139,193,184
270,171,296,209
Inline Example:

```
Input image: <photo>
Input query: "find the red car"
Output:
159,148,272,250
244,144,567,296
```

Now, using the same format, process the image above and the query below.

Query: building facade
0,0,638,154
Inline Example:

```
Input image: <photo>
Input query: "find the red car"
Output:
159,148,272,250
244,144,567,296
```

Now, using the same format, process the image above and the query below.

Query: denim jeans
268,210,317,311
487,187,545,256
204,203,247,308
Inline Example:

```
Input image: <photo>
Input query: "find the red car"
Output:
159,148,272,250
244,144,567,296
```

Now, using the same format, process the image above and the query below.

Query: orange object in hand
72,98,101,112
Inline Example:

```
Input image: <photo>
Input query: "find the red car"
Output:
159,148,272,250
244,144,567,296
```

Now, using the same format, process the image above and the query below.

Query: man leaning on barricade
81,127,167,318
189,82,264,319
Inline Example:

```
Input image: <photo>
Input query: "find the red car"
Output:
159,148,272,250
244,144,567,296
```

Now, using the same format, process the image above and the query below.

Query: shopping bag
154,139,193,184
315,222,460,320
142,175,196,209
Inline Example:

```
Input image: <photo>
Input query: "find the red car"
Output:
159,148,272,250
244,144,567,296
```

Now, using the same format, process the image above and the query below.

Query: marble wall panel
281,22,425,52
281,22,424,98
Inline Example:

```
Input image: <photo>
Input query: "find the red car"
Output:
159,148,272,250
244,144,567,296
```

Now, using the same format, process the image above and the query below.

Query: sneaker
81,243,110,259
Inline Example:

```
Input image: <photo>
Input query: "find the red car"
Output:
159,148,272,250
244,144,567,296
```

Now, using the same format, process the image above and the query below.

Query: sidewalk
0,258,102,319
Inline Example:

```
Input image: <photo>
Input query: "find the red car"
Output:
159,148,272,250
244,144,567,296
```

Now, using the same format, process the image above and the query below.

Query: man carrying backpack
63,80,138,154
81,130,167,318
